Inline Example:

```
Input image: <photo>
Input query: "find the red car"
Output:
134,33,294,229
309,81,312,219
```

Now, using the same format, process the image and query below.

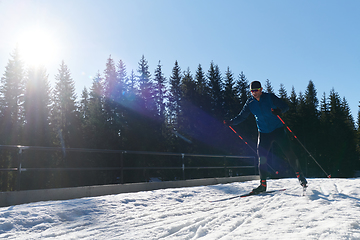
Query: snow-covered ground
1,178,360,239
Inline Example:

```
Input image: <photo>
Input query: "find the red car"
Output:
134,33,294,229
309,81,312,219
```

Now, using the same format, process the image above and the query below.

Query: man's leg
252,131,273,193
275,127,307,187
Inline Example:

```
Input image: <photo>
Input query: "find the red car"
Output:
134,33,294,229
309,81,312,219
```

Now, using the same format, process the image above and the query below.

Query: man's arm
270,94,289,114
229,99,252,125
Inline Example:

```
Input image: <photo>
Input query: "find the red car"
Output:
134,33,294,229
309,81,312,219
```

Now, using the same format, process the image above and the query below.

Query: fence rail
0,145,257,191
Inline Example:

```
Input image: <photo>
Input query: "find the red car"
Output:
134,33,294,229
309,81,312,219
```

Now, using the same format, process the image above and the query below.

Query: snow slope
1,178,360,239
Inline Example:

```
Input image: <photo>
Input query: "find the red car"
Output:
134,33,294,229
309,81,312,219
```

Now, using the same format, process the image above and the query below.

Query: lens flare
17,26,58,67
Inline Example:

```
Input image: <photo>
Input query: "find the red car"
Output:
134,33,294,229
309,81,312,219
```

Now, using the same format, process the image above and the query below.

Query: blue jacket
231,92,289,133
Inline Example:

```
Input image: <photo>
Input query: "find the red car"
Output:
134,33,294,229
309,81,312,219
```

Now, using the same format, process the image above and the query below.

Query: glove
271,108,282,116
223,120,233,126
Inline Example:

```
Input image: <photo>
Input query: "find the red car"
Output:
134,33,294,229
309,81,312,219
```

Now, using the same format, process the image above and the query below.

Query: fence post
181,153,185,180
16,147,23,191
120,151,124,184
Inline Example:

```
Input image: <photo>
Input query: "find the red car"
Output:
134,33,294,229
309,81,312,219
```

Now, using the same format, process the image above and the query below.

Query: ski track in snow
0,178,360,239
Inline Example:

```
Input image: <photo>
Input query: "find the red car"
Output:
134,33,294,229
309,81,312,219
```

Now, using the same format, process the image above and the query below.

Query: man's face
251,88,263,100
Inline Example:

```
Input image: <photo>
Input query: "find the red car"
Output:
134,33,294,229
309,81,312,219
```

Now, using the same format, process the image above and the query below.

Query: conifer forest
1,48,360,191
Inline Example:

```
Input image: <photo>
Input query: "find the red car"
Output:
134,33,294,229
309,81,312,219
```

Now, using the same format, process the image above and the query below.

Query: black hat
250,81,262,90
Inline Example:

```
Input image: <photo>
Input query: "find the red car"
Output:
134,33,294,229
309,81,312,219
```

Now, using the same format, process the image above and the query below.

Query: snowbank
1,178,359,239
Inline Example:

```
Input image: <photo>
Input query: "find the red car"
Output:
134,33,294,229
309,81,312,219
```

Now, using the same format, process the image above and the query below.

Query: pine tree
293,91,306,161
278,84,292,129
181,68,196,103
278,83,291,118
77,74,108,185
293,91,306,139
289,87,298,112
328,88,342,124
103,56,121,149
233,71,256,153
300,81,320,175
323,89,357,177
223,67,239,120
152,61,168,151
137,55,155,114
0,47,25,144
320,92,329,116
235,71,249,109
0,47,25,191
86,73,107,148
178,68,197,152
23,66,51,146
194,64,210,112
191,64,212,153
303,80,319,132
319,92,330,166
79,87,90,123
128,70,137,92
117,60,127,90
278,84,288,100
304,80,318,112
52,61,79,148
130,55,159,152
207,61,223,119
153,61,167,120
122,69,141,150
169,60,182,128
104,56,118,100
285,86,299,125
265,79,274,93
78,87,90,147
116,59,128,148
285,86,299,145
342,97,355,130
22,66,52,189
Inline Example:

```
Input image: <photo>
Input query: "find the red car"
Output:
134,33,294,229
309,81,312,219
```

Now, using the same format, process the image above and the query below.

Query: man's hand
271,108,282,116
223,120,233,126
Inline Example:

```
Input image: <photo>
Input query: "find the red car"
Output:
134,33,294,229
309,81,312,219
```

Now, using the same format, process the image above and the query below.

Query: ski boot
296,172,308,188
251,180,267,194
296,172,308,196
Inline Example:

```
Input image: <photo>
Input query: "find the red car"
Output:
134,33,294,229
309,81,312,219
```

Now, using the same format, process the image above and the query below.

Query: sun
17,27,58,68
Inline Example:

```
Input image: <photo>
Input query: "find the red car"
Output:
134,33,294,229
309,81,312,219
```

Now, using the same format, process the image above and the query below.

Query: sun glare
17,27,58,67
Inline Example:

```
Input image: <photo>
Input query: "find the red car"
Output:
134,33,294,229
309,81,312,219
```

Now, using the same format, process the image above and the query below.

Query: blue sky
1,0,359,123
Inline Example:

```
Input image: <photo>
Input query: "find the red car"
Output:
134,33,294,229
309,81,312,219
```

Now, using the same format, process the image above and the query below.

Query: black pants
257,127,302,180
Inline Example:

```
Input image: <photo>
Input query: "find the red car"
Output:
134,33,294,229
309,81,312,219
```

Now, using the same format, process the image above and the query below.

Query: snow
1,178,360,239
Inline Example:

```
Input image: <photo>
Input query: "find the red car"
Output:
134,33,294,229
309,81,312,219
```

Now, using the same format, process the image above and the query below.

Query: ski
209,189,286,202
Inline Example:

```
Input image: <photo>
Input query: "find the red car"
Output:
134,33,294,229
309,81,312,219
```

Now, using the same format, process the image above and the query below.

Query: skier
224,81,307,194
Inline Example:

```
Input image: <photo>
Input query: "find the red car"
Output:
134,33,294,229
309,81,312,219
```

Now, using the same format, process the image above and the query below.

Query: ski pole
276,115,331,178
228,125,256,153
226,124,279,175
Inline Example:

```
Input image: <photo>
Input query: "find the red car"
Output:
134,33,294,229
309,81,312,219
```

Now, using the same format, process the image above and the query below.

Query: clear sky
1,0,359,123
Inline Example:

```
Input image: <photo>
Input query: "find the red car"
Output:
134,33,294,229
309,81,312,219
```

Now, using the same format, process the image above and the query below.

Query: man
225,81,307,194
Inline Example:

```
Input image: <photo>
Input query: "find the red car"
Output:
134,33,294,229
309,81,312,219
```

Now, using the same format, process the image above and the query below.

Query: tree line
0,48,359,191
